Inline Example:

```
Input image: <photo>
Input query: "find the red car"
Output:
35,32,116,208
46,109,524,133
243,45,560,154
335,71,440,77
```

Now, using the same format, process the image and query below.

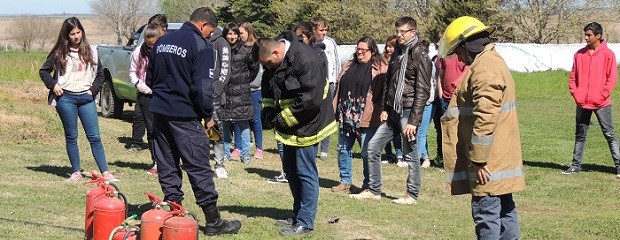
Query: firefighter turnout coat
441,43,526,196
261,33,337,147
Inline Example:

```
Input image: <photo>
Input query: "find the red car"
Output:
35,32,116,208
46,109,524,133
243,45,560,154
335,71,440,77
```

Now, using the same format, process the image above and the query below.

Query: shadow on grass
109,160,151,171
264,147,279,155
0,217,83,233
244,167,340,189
523,160,617,174
26,165,71,178
219,205,290,220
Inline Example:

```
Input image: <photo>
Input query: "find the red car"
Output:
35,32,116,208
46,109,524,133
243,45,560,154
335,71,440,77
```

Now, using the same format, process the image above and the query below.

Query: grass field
0,50,619,239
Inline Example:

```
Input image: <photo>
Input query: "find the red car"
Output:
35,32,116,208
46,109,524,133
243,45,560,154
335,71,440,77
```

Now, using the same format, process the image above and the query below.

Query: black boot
202,205,241,236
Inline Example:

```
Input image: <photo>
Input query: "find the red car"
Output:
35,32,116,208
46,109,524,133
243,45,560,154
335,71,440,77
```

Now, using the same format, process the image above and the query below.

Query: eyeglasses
356,48,370,54
395,28,414,36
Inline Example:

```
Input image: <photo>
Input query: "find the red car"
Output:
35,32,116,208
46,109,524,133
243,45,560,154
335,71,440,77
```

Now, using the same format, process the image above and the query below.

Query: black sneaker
562,166,581,174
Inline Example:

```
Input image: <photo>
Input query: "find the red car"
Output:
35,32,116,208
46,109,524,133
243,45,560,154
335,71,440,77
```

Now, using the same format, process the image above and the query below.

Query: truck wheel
100,80,124,118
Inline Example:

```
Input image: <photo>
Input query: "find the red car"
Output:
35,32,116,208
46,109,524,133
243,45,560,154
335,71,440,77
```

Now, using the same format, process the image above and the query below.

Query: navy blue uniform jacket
147,22,215,119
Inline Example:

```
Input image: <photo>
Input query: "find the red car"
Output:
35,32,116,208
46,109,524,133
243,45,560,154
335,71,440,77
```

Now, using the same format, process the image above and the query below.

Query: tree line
8,0,620,51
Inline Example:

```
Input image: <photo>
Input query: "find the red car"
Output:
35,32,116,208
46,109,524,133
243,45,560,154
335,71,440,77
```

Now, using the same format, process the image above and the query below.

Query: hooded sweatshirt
569,40,618,110
209,27,232,106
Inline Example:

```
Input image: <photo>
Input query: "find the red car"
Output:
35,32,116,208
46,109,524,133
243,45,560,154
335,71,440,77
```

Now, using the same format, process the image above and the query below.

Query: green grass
1,51,620,239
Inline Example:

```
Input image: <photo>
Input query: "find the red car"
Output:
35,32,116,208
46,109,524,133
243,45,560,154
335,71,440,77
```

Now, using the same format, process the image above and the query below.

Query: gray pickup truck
96,23,182,118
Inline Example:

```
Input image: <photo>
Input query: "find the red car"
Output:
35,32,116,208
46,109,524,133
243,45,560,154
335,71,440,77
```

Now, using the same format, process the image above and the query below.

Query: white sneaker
397,160,408,168
348,189,380,200
421,158,431,168
215,167,228,179
392,194,417,205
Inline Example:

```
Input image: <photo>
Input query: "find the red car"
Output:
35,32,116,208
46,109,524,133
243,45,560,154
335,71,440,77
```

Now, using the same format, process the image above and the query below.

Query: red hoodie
569,40,618,110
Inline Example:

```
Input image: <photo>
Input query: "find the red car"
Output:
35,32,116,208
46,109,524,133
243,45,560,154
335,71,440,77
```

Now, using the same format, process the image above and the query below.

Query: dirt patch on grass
0,83,47,103
0,110,50,141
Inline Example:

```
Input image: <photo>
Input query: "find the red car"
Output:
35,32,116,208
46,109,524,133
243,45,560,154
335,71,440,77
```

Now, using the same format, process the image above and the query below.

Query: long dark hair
223,22,243,53
353,36,380,65
382,35,397,63
48,17,94,72
293,21,313,45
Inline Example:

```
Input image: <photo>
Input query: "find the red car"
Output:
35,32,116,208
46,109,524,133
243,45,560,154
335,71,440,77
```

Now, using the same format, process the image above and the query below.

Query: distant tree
159,0,225,22
218,0,275,37
503,0,603,43
38,19,60,50
8,15,46,52
89,0,157,45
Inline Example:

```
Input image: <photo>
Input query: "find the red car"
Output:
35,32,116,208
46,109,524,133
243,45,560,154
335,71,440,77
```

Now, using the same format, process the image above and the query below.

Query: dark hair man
563,22,620,178
349,16,432,205
251,32,337,236
146,7,241,236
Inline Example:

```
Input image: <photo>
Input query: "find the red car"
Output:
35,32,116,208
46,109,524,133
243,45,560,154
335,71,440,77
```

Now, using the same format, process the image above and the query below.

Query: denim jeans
471,194,521,240
250,90,263,150
572,105,620,170
417,103,435,159
55,92,108,173
337,127,376,187
223,120,251,159
367,109,421,199
384,134,403,158
281,144,319,230
319,83,335,154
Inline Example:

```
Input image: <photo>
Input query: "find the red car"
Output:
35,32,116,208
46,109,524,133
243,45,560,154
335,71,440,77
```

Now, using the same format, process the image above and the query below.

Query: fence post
4,39,7,51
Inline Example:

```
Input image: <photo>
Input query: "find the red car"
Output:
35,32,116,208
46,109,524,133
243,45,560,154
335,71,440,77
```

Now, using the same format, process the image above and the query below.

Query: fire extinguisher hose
117,191,129,218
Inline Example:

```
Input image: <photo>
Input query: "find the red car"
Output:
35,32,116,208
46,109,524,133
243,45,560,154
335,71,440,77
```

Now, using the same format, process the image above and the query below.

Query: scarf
136,44,153,82
336,61,372,137
393,35,418,114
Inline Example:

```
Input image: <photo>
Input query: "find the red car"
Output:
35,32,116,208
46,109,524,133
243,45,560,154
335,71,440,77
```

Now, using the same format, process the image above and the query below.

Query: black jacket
147,22,214,119
39,46,104,105
221,44,258,121
261,31,337,147
384,38,432,126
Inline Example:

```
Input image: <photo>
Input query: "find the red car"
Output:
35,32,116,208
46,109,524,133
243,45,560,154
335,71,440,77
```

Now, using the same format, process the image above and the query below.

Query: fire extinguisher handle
117,191,129,218
123,226,140,240
108,226,125,240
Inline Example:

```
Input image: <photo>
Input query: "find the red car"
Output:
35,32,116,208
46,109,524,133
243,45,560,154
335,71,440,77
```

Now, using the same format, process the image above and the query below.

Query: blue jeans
337,127,376,187
55,93,108,173
367,109,421,199
384,135,403,158
282,144,319,230
319,83,335,154
572,105,620,170
250,90,263,150
471,194,521,240
417,103,435,159
223,120,251,159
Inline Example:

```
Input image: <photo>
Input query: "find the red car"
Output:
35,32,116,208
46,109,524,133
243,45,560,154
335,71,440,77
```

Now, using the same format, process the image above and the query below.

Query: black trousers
137,94,156,165
131,101,146,145
152,113,218,207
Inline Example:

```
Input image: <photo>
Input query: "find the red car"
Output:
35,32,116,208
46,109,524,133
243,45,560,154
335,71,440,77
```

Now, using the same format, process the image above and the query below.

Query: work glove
262,107,277,130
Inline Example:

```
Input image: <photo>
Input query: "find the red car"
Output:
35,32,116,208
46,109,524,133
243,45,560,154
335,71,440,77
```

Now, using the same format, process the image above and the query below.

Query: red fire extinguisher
93,184,128,240
85,171,120,240
139,192,171,240
162,201,199,240
109,214,139,240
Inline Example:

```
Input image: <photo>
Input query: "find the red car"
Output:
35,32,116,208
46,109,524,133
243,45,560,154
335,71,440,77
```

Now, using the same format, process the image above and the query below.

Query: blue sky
0,0,92,15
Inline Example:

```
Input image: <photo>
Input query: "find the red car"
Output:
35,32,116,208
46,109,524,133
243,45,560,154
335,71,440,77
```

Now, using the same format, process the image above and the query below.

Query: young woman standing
39,17,115,181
